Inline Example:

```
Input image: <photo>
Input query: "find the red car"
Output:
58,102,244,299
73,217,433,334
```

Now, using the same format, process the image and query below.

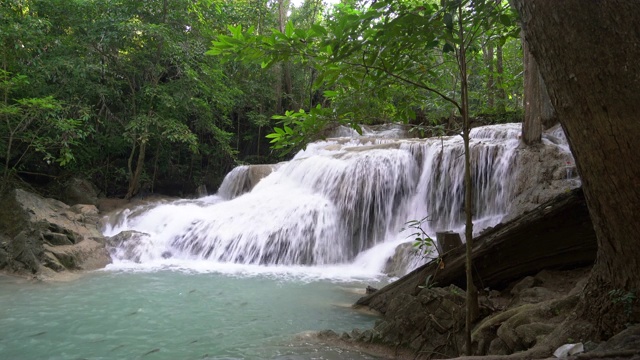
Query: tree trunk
495,43,505,113
126,136,146,200
483,44,495,110
514,0,640,339
274,0,288,113
457,7,478,355
521,33,555,145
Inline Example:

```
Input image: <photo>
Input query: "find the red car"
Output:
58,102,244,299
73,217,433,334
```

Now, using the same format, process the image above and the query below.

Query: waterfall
402,123,521,235
103,123,578,276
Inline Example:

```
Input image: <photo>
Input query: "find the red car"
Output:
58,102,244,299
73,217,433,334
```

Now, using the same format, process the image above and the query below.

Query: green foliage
405,216,443,291
0,0,259,195
0,0,525,195
0,70,90,186
209,0,522,152
404,216,437,257
267,104,349,155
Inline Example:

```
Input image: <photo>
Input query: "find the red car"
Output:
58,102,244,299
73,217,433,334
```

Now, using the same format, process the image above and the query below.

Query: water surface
0,270,382,360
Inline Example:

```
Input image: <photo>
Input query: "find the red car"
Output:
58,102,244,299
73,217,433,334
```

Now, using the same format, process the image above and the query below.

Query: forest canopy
0,0,522,197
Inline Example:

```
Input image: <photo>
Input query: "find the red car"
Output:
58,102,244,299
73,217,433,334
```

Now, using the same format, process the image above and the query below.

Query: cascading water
401,124,521,235
103,123,578,277
0,124,579,360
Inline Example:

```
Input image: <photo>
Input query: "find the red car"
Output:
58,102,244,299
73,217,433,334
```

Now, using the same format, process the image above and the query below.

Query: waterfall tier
103,123,579,275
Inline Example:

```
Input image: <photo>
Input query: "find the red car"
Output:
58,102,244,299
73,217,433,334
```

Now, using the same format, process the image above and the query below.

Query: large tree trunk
483,44,495,110
495,43,506,113
513,0,640,339
521,33,555,145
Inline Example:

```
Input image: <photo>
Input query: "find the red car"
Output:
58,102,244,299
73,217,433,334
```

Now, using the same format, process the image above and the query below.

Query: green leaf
294,29,306,39
443,12,453,32
499,14,512,27
261,59,276,69
285,21,294,38
311,24,327,36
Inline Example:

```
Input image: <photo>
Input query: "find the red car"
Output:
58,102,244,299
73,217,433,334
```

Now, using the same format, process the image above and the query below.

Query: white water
103,123,576,278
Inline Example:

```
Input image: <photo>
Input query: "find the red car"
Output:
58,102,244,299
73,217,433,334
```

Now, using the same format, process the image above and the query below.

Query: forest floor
308,265,640,360
307,266,587,359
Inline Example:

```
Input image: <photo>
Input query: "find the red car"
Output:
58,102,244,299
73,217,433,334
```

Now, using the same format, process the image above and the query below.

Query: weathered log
436,231,463,255
355,188,597,314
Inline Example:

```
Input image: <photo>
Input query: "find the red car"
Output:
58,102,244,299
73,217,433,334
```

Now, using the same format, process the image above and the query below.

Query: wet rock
217,164,279,200
96,198,130,214
41,251,66,272
106,230,151,263
195,184,208,197
504,140,580,223
383,242,418,277
317,329,339,339
10,229,43,273
0,245,9,269
354,285,466,357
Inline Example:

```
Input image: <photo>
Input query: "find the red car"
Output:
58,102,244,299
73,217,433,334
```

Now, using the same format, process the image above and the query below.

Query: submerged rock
105,230,152,263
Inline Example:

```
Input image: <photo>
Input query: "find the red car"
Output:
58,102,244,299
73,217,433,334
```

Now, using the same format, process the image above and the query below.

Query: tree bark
513,0,640,339
126,132,146,200
521,33,555,145
457,7,478,355
495,43,506,113
484,44,495,110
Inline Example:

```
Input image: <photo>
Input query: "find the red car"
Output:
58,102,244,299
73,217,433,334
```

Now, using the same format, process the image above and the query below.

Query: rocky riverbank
306,190,639,359
0,187,110,280
309,265,640,360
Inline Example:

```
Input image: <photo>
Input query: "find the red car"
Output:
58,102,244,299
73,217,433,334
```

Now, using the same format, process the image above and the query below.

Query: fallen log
355,188,597,314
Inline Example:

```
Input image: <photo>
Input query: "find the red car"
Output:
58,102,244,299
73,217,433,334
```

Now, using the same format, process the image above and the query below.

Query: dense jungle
1,1,639,359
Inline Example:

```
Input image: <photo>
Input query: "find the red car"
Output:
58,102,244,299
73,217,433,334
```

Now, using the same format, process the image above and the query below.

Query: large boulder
0,188,110,276
61,177,99,206
342,285,467,358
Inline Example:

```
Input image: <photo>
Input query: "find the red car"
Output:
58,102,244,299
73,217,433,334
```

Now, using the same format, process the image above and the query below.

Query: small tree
0,71,90,193
210,0,517,354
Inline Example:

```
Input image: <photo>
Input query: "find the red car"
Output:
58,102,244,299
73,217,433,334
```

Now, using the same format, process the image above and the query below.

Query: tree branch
340,59,462,114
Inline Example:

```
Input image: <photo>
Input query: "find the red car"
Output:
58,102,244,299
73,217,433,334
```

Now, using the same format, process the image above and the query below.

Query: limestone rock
593,324,640,352
106,230,152,263
62,177,99,206
0,244,9,269
383,242,418,277
352,285,466,357
0,188,110,276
